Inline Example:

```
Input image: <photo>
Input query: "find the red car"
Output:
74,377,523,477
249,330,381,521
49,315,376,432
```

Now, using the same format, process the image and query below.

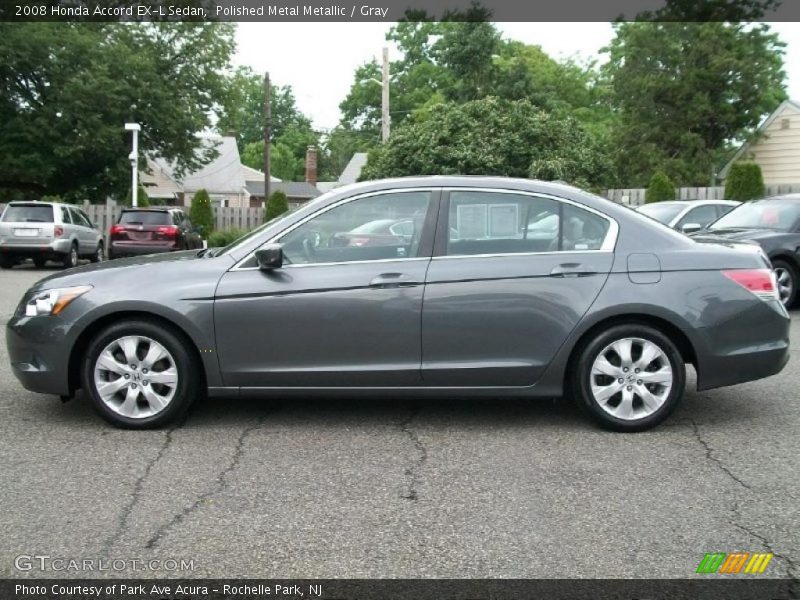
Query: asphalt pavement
0,264,798,579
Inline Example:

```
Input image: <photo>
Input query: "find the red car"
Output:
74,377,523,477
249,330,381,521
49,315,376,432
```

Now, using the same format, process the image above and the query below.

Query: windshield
1,204,54,223
709,199,800,232
637,203,684,225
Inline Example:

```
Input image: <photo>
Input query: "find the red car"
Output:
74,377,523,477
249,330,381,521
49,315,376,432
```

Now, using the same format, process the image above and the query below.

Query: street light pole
263,72,271,208
124,123,141,207
381,47,390,142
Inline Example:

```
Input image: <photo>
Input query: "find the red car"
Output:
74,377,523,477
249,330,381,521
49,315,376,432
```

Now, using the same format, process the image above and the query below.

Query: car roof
761,194,800,202
120,207,175,212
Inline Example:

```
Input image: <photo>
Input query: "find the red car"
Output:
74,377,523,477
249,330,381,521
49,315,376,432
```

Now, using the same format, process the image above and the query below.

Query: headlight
24,285,92,317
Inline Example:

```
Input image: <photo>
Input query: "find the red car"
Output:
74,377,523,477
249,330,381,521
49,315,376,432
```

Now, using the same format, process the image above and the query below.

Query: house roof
241,164,281,183
338,152,368,184
141,158,182,199
181,135,246,193
719,99,800,178
245,180,322,200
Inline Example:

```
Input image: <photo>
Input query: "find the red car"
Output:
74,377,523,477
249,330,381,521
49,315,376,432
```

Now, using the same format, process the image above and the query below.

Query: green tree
124,185,150,207
725,162,765,201
604,21,786,186
266,190,289,220
360,97,612,189
0,22,235,201
645,172,676,203
189,188,214,235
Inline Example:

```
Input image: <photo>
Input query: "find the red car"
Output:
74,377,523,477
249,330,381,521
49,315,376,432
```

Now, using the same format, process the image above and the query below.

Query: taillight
722,269,779,301
54,226,63,237
157,226,179,237
110,225,125,236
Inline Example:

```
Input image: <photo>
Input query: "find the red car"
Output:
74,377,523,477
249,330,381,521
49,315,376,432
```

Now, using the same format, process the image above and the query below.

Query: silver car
0,201,104,269
636,200,740,234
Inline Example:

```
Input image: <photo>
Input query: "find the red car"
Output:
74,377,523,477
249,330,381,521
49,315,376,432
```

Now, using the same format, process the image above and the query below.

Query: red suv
109,208,203,259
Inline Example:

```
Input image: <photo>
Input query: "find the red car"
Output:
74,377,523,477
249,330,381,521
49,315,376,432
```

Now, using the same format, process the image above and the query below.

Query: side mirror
681,223,702,234
255,244,283,270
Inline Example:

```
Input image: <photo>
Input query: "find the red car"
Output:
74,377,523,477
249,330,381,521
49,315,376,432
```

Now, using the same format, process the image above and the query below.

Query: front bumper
695,300,791,391
6,314,72,396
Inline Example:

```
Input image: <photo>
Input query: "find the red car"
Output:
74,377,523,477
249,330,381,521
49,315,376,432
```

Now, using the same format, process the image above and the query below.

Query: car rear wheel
90,242,104,263
573,324,686,432
772,259,797,308
82,320,199,428
63,243,78,269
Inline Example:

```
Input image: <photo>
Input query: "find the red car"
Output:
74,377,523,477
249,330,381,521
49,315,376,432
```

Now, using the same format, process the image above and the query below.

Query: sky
234,22,800,131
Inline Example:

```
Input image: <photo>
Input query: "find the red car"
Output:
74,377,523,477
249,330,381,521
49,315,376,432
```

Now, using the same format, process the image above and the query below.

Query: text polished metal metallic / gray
5,176,791,431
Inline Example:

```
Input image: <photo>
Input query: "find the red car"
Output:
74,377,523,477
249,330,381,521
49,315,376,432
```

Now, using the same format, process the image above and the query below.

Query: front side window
446,191,609,256
279,191,431,265
676,205,718,230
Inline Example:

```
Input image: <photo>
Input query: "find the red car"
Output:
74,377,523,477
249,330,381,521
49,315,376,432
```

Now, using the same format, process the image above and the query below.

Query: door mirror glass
255,244,283,270
681,222,702,234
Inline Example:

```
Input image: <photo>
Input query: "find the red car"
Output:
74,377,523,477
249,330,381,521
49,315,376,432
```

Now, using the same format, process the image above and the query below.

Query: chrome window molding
230,186,620,271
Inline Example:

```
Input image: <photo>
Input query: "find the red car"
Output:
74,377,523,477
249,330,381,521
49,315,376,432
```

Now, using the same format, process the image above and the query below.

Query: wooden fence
0,202,266,233
604,184,800,206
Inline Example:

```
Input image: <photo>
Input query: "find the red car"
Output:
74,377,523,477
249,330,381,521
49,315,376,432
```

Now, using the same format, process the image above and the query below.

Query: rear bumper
0,239,71,258
6,314,71,396
695,300,791,391
109,242,178,257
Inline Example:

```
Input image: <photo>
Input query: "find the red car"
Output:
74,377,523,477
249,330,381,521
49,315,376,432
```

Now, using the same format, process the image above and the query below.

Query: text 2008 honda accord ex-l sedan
6,177,791,431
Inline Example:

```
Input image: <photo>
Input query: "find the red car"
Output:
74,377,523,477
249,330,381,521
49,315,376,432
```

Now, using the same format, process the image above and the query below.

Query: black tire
33,257,47,268
82,319,200,429
772,259,797,309
572,323,686,432
62,243,79,269
0,256,14,269
89,242,104,263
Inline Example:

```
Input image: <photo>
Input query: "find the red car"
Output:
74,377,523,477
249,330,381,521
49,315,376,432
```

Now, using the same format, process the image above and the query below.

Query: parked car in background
0,201,104,269
692,195,800,308
636,200,740,233
332,217,418,248
7,178,789,432
108,207,203,259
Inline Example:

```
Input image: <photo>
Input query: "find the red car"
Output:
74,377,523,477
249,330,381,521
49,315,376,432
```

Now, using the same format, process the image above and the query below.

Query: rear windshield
119,211,171,225
1,204,54,223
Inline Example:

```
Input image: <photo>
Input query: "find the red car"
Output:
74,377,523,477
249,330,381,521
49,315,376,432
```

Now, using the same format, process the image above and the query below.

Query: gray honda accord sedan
6,177,791,431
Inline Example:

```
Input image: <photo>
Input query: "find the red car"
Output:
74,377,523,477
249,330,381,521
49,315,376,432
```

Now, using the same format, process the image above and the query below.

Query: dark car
6,177,790,432
692,195,800,307
108,207,203,259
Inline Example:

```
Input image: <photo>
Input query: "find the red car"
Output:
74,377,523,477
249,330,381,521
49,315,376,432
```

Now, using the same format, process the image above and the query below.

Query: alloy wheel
589,337,673,420
774,267,794,306
93,335,179,419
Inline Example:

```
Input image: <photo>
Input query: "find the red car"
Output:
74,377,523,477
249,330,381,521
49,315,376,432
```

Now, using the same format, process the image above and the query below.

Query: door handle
550,263,596,277
369,273,420,288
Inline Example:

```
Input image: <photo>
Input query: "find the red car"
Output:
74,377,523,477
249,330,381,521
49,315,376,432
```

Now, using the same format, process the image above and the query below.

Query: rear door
0,203,56,246
68,207,94,253
421,189,616,387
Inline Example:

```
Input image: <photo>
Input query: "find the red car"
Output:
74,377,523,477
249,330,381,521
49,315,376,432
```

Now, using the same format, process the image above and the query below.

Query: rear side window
119,211,171,225
446,191,610,256
1,204,54,223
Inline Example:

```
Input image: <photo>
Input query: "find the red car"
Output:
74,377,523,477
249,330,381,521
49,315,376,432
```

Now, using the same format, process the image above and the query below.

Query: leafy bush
266,189,289,220
725,162,765,201
123,185,150,207
190,189,214,236
645,171,675,203
207,228,248,248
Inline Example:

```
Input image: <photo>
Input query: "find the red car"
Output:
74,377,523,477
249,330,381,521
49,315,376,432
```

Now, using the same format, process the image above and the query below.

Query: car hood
31,250,225,291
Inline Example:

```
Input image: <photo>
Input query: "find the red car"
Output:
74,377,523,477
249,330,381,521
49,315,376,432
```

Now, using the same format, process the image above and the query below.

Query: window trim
433,188,619,258
231,187,441,271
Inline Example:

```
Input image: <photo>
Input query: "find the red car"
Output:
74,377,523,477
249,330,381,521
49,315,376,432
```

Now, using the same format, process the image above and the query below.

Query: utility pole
381,47,390,142
263,72,271,209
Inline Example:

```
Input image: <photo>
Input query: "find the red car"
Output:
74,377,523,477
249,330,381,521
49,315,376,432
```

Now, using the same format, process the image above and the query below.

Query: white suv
0,201,104,269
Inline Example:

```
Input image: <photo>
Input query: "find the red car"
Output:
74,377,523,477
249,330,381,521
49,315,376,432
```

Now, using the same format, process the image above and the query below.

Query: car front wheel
573,324,686,432
82,320,199,428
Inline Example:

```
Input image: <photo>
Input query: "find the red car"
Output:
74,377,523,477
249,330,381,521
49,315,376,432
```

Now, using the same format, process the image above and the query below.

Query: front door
215,190,438,388
422,189,615,387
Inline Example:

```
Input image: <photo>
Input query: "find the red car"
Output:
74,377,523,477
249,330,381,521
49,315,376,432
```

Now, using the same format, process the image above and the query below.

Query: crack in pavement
687,419,799,596
398,407,427,501
145,414,271,549
101,426,176,557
